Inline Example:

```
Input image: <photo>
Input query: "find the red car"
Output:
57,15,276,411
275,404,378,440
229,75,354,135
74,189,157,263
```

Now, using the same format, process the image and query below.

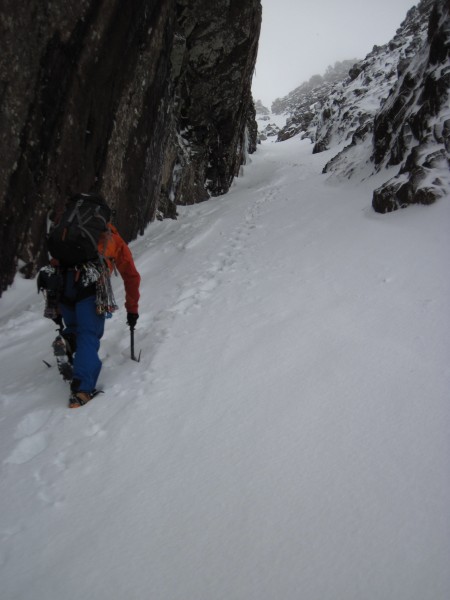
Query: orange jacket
98,224,140,314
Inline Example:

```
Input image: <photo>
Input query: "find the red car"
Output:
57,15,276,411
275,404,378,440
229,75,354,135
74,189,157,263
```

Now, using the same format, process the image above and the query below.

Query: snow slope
1,136,449,600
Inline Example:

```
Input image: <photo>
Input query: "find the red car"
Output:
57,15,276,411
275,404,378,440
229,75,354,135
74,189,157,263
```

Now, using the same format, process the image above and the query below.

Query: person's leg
52,303,77,380
59,271,79,358
59,303,77,358
70,296,105,393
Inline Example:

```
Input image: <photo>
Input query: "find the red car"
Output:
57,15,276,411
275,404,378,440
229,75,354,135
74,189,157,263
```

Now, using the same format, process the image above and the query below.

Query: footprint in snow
4,432,48,465
3,409,51,465
14,410,51,438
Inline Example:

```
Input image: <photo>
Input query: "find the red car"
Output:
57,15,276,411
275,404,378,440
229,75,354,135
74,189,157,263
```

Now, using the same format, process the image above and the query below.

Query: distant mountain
271,60,358,116
255,99,271,115
274,0,449,213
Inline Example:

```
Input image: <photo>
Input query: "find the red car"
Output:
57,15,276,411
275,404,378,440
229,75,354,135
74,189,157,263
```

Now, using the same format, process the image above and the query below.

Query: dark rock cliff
0,0,261,293
274,0,449,214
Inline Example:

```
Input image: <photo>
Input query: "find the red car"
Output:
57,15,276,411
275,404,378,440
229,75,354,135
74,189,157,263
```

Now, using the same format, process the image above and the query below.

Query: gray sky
252,0,416,107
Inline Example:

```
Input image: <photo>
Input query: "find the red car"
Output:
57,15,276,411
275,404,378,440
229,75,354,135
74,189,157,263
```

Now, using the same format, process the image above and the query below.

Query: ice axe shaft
130,327,141,362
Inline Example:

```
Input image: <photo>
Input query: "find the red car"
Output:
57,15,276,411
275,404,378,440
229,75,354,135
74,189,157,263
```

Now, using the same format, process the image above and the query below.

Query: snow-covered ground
1,135,449,600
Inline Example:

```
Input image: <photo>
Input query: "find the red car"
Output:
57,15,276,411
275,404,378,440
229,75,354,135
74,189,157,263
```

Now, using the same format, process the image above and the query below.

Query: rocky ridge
274,0,449,213
272,60,357,119
0,0,261,293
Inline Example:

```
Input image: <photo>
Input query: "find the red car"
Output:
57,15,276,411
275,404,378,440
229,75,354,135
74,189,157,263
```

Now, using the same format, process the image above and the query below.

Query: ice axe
130,326,141,362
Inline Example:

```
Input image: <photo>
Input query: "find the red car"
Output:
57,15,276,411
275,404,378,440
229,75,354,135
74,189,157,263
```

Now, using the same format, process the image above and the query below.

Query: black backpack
47,193,112,266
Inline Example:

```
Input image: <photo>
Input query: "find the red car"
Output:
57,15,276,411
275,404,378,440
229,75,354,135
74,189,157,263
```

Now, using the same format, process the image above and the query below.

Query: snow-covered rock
275,0,449,213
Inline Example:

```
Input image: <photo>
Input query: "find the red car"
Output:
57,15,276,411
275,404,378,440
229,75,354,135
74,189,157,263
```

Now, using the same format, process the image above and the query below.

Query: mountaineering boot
68,389,102,408
52,335,73,382
69,391,93,408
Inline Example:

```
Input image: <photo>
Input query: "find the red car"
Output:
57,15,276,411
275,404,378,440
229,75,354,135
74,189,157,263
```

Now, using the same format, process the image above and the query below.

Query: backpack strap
98,225,119,276
70,199,109,253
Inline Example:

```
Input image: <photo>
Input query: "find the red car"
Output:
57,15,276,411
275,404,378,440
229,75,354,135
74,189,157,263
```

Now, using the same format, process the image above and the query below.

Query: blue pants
60,296,105,392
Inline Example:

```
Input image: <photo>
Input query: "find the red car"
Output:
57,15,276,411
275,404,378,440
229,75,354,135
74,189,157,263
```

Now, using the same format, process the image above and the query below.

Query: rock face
0,0,261,293
371,0,450,212
275,0,449,214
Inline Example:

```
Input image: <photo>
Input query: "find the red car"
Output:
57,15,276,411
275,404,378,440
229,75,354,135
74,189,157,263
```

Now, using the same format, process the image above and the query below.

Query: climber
38,193,140,408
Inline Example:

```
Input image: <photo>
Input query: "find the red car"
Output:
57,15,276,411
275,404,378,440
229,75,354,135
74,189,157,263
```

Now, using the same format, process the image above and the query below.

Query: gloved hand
127,312,139,329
